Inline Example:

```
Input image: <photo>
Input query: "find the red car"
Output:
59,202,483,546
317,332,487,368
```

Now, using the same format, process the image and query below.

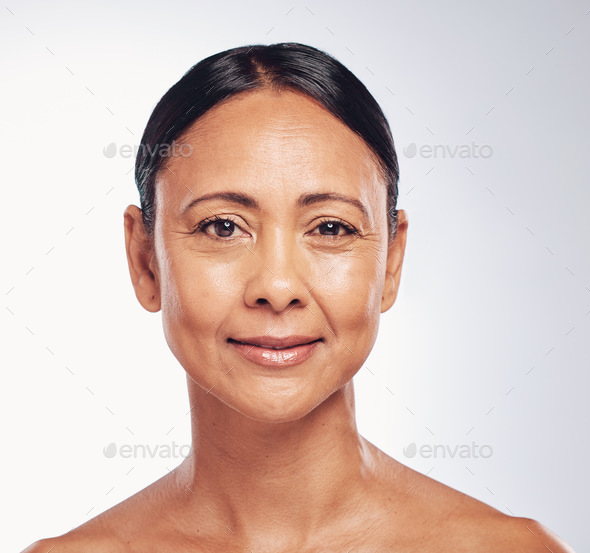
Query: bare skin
23,89,575,553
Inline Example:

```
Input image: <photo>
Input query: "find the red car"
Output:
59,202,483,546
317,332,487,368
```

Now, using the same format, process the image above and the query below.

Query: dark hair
135,42,399,240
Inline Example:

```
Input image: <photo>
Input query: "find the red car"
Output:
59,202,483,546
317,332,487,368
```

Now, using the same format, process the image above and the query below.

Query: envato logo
403,142,493,159
403,441,493,459
103,442,190,459
102,140,193,159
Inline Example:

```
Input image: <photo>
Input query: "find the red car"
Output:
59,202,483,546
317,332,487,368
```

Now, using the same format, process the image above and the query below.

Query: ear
381,209,408,313
123,205,161,312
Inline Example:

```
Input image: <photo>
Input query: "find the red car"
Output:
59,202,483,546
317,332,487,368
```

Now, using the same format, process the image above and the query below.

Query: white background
1,1,588,551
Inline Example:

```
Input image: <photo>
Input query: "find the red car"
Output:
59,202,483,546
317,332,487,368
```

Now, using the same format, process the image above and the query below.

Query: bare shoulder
20,467,181,553
370,451,575,552
442,512,576,553
19,511,135,553
488,515,575,552
419,473,574,551
20,533,121,553
421,473,574,552
434,474,575,552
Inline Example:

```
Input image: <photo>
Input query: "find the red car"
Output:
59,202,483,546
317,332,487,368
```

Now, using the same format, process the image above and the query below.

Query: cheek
313,249,385,333
305,249,384,396
159,250,243,361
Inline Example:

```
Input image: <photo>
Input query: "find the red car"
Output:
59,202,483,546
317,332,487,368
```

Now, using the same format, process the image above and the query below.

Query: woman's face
126,89,407,423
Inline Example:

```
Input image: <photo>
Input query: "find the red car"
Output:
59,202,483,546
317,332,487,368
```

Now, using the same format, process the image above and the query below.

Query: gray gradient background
1,1,588,551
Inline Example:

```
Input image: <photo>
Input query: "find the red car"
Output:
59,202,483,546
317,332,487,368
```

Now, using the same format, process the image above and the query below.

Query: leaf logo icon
103,143,117,158
403,143,417,158
403,442,417,458
103,442,117,458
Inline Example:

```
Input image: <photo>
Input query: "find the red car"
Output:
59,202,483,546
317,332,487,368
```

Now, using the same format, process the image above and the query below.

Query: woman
24,42,573,553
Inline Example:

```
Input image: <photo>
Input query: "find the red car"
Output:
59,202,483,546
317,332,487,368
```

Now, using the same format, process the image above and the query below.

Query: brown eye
212,219,235,237
196,216,249,240
319,221,341,235
314,219,357,237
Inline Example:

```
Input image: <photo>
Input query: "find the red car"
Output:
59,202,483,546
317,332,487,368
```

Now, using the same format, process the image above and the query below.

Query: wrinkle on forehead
179,90,381,176
157,88,386,217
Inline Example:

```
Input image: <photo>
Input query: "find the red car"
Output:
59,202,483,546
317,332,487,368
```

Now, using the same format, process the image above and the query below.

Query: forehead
157,88,384,208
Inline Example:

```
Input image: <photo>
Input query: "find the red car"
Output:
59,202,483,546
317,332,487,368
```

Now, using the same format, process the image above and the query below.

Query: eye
312,218,359,238
195,215,249,239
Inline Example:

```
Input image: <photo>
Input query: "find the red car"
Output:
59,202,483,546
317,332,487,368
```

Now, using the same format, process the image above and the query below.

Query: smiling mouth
227,336,323,367
227,338,323,350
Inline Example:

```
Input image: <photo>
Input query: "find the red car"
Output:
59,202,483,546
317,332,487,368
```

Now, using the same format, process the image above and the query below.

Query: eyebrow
182,191,369,218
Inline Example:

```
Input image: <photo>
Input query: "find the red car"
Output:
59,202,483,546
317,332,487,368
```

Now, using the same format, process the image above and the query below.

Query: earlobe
380,209,408,313
123,205,161,313
380,273,396,313
138,272,161,312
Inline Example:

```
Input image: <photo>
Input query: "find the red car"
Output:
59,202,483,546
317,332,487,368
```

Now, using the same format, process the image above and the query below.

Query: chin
226,387,330,425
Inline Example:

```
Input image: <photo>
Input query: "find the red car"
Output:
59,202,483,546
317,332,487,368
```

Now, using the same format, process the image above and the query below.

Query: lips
227,336,323,349
227,335,323,367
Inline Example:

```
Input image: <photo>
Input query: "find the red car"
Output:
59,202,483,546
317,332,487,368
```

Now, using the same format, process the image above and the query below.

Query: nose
243,228,310,313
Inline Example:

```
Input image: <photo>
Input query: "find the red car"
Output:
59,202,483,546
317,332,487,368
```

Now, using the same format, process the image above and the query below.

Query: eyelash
193,215,360,239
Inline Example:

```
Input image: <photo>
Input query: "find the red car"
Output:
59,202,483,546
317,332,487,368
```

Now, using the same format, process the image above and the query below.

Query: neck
176,378,376,547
